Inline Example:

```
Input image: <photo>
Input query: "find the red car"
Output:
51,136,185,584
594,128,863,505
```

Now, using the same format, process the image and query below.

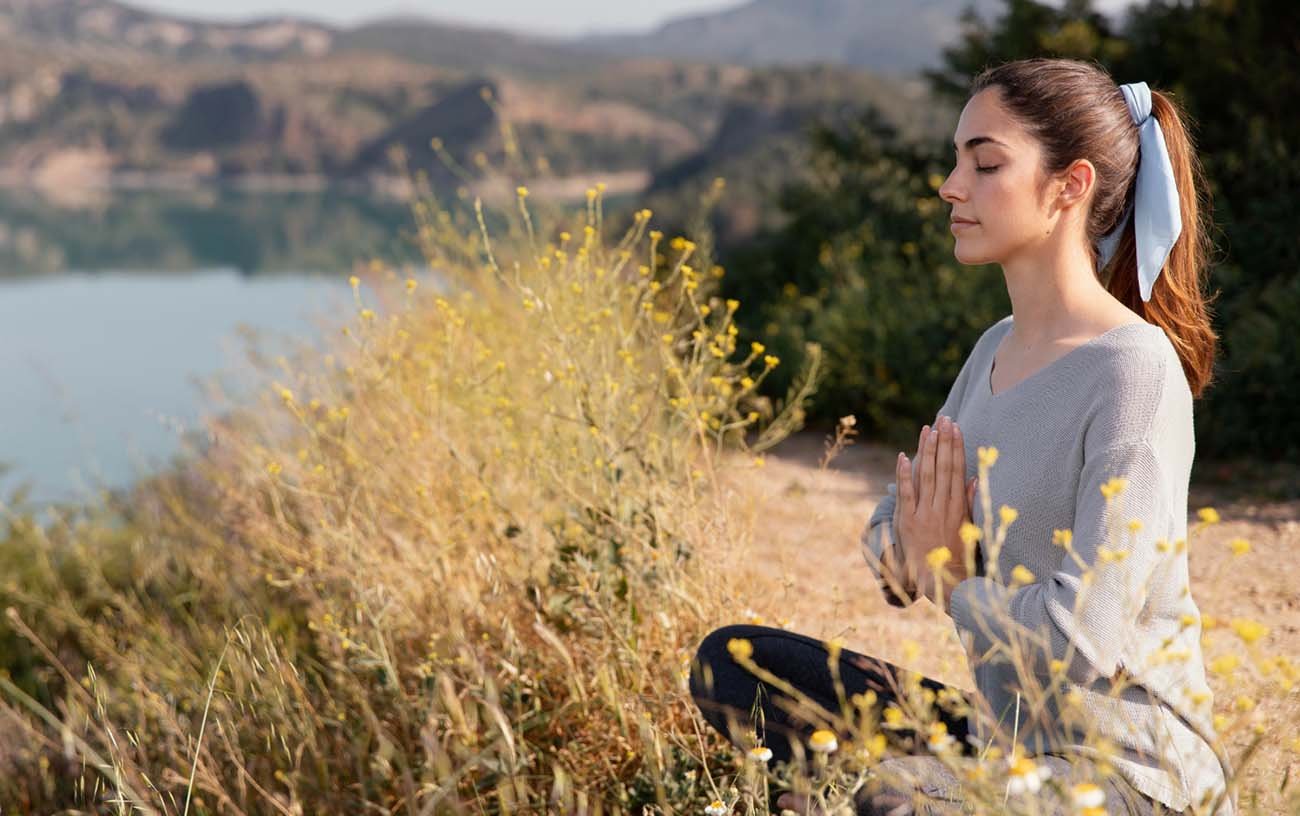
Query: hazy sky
127,0,744,36
130,0,1138,37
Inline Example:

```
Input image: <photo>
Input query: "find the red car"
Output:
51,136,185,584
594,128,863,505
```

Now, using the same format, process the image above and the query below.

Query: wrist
929,555,971,612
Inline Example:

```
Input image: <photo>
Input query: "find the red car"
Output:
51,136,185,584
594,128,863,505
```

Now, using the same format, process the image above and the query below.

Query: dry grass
0,138,1295,814
711,429,1300,814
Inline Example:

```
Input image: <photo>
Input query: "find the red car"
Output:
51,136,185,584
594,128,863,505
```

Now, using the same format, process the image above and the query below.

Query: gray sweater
861,314,1234,814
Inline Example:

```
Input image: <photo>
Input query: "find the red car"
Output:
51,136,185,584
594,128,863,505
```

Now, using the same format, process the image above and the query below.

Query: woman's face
938,87,1056,266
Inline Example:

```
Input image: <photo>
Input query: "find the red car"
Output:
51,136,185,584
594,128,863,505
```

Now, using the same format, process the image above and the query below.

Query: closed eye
976,165,1000,174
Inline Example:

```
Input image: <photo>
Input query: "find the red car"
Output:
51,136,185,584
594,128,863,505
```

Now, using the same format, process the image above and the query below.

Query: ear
1056,157,1097,212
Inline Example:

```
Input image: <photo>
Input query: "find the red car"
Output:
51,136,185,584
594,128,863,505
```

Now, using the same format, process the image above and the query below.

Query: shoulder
1080,322,1192,450
967,313,1014,362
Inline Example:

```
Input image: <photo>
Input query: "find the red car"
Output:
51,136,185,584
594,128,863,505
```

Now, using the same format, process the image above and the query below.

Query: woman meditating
689,58,1234,815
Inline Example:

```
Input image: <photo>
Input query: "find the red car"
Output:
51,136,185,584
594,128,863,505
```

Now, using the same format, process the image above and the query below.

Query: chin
952,239,995,265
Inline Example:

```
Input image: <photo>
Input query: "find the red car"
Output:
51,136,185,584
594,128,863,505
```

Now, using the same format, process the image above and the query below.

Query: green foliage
721,108,1009,449
1114,0,1300,461
731,0,1299,460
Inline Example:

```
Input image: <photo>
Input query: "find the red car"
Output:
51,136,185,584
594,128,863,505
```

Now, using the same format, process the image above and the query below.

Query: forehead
953,88,1024,150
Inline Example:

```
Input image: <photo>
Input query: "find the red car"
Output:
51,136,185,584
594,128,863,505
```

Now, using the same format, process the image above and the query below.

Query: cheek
981,176,1042,232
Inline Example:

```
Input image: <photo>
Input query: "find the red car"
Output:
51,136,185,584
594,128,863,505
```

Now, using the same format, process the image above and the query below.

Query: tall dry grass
0,90,1296,814
0,141,823,812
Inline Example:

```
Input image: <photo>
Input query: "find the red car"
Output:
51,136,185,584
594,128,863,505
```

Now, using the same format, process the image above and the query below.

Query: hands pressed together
888,415,979,613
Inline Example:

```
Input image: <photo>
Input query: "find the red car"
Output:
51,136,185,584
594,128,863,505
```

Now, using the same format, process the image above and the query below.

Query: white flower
747,745,773,762
926,721,957,753
1006,755,1052,795
1072,782,1106,813
808,729,838,753
704,800,729,816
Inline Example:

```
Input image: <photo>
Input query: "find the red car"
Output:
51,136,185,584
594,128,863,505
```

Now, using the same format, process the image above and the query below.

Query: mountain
0,0,612,77
0,0,1030,77
577,0,1009,76
0,0,334,59
0,0,958,253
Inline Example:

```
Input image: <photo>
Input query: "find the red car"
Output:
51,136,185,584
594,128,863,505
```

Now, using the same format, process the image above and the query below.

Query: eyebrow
953,136,1009,151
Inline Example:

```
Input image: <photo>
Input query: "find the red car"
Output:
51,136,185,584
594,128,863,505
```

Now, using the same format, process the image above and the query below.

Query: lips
950,217,978,224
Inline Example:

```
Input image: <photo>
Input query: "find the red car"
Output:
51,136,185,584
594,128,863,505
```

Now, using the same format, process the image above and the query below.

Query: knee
689,623,765,702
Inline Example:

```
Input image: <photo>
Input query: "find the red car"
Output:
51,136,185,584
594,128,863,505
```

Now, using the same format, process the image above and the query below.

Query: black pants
688,624,1176,815
688,623,977,766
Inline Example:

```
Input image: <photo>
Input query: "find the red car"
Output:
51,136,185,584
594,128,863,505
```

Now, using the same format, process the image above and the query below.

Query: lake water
0,187,417,508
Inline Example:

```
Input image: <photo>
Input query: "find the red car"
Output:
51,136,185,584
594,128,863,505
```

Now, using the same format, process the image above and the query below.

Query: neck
1000,231,1112,348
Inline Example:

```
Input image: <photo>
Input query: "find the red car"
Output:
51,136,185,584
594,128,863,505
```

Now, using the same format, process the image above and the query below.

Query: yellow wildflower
926,547,953,571
808,729,838,753
867,732,888,758
726,638,753,661
1071,782,1106,815
1230,618,1268,644
1209,654,1239,676
1007,755,1052,795
1100,477,1128,499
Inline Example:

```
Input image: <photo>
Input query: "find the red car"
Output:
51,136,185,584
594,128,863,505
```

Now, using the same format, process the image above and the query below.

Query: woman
689,58,1234,815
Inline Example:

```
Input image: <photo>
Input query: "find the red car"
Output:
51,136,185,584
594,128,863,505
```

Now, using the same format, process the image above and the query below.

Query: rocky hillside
576,0,1007,76
0,0,957,240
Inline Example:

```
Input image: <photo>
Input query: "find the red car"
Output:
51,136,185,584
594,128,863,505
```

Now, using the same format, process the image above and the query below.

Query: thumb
966,476,977,509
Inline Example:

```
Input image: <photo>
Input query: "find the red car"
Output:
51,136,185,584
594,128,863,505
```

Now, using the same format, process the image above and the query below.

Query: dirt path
712,428,1300,797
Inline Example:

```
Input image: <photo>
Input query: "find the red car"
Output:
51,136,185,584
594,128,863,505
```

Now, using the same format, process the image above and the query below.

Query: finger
921,422,939,508
935,418,953,510
947,421,965,511
898,453,913,512
912,426,927,503
914,424,928,495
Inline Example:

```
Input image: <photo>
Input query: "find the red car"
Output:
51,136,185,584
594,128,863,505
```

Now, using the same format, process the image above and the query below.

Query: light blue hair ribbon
1093,81,1182,302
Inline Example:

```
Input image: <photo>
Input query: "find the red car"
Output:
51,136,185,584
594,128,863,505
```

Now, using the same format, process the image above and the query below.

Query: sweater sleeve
948,439,1171,686
861,333,987,608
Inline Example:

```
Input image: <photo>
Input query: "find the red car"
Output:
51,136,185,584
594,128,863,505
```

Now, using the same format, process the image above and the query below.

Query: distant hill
0,0,335,59
0,0,964,250
0,0,1030,77
575,0,1007,76
0,0,613,76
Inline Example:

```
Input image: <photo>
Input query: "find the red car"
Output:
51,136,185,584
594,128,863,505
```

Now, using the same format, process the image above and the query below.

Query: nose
938,170,965,205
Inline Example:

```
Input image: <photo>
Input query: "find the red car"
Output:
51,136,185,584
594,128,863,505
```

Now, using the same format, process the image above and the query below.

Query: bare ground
710,429,1300,808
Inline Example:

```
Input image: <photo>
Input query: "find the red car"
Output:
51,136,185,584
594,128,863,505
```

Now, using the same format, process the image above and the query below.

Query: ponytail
1100,89,1220,399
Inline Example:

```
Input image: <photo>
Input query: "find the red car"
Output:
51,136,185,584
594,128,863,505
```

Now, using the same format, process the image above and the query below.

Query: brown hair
970,58,1219,398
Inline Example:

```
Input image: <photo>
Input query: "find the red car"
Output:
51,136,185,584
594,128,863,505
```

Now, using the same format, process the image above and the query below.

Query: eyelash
952,154,1001,174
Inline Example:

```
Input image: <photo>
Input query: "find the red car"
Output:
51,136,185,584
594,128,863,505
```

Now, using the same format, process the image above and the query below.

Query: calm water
0,187,418,508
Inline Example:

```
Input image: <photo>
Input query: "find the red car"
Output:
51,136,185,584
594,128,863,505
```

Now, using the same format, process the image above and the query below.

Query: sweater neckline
986,319,1155,401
